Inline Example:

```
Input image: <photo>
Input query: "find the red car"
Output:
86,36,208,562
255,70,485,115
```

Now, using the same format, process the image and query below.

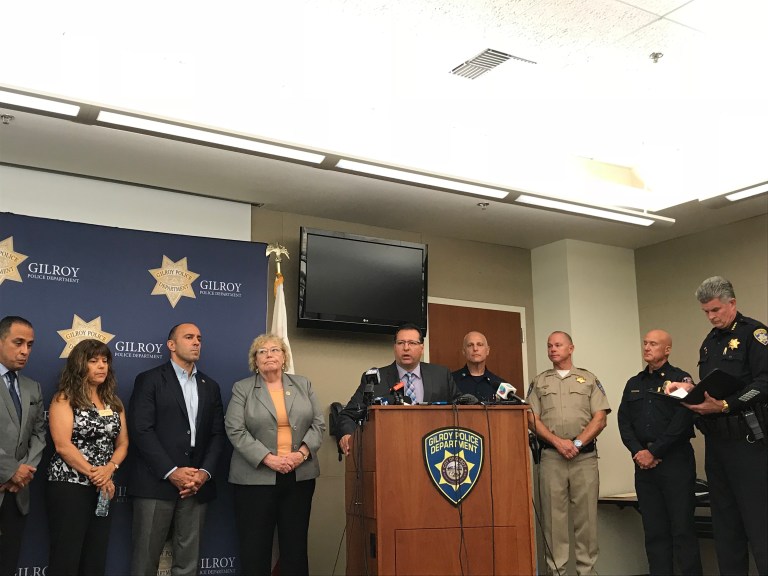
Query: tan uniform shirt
527,367,611,439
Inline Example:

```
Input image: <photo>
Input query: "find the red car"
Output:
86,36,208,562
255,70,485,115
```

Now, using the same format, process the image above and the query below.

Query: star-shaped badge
575,376,586,384
148,256,200,308
434,450,476,492
57,315,116,358
728,338,740,350
0,236,29,285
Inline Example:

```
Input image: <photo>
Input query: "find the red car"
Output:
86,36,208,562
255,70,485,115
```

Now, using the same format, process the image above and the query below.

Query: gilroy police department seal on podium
423,427,484,505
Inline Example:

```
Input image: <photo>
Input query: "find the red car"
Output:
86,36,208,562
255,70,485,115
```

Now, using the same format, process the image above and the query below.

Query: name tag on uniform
98,408,114,417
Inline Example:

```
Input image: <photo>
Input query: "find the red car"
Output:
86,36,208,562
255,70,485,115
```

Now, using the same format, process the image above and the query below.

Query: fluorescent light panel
516,194,656,226
726,181,768,202
336,159,508,199
0,89,80,116
97,111,325,164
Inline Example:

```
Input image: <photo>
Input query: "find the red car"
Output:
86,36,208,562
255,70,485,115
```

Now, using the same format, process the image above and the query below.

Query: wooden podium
345,405,535,576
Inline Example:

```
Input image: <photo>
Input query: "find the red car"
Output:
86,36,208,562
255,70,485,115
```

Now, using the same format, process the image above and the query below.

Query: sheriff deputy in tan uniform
527,331,611,576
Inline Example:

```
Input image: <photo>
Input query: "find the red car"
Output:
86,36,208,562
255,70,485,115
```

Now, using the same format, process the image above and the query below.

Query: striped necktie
404,372,417,404
7,371,22,420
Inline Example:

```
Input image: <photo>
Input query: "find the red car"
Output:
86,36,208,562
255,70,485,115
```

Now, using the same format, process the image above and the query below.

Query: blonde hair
248,333,291,373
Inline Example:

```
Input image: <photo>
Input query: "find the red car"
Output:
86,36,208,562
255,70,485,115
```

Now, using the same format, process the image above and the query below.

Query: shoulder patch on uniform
754,328,768,346
595,379,607,395
526,381,535,398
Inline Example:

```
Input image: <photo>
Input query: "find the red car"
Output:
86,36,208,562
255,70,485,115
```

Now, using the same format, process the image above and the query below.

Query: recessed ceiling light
0,89,80,116
336,159,509,199
97,111,325,164
516,194,675,226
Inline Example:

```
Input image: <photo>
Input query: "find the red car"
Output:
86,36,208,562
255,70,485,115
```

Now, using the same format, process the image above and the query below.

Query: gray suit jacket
0,372,46,514
225,373,325,485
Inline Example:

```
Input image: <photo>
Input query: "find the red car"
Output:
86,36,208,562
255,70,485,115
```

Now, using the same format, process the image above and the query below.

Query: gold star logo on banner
0,236,29,286
148,256,199,308
57,315,116,358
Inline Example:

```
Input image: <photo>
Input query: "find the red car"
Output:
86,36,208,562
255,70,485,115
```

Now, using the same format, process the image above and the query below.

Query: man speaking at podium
336,322,459,455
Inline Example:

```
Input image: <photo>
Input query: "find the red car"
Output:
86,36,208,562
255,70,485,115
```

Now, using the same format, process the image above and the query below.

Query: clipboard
649,369,743,405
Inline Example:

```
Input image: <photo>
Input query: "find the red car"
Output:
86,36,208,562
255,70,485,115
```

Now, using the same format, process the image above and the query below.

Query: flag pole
265,243,294,374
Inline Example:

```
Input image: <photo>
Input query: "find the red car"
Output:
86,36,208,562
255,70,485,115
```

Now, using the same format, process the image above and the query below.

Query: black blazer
336,361,459,437
127,361,225,502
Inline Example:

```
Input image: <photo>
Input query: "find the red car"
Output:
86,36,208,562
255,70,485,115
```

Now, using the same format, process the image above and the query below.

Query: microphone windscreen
496,382,515,399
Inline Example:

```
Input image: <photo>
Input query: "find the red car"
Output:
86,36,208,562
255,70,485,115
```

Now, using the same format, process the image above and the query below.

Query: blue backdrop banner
0,212,267,575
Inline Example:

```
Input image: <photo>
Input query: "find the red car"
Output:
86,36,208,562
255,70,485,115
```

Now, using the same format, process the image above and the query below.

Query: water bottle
95,488,110,517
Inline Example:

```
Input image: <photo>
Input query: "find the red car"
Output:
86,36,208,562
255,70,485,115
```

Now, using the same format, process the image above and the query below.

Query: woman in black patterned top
46,339,128,576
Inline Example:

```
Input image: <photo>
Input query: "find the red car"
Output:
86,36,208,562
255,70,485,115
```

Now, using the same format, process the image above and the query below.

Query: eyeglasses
256,347,283,356
395,340,422,347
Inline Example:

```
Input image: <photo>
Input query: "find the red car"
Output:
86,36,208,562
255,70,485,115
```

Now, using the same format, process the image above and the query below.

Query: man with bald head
618,330,702,575
452,331,506,402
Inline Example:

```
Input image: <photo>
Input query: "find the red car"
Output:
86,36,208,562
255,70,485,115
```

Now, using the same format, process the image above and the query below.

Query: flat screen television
298,227,428,335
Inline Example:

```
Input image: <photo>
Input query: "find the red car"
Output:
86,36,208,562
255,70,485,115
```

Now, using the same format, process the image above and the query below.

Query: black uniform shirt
452,365,505,402
698,312,768,413
618,361,695,459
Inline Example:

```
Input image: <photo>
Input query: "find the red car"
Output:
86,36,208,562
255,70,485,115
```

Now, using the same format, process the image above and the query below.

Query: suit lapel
382,363,400,388
1,376,20,427
253,374,278,420
18,375,31,432
420,363,435,402
283,374,296,415
195,373,207,428
164,363,189,421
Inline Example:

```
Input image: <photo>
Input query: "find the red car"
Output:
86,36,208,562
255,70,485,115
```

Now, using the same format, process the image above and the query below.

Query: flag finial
266,243,290,275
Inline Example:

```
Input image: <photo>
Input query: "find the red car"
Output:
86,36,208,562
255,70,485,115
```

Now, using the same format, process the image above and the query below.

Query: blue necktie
404,372,417,404
7,371,22,421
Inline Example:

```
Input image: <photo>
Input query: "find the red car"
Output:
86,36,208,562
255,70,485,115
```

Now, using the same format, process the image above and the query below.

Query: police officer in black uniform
669,276,767,575
452,331,505,402
619,329,702,575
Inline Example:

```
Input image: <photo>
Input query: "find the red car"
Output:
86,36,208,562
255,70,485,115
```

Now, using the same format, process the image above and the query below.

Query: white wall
0,165,251,240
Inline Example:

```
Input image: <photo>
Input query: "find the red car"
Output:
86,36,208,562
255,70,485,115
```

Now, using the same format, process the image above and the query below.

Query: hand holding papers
656,369,742,405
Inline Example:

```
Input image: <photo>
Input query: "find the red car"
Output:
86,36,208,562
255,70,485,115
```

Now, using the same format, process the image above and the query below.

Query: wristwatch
573,439,583,450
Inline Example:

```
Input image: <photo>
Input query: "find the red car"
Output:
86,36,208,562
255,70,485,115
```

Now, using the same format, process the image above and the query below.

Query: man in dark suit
0,316,46,576
337,322,459,455
128,323,225,576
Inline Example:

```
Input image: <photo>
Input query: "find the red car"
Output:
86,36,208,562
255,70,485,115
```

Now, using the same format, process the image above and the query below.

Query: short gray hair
695,276,736,303
248,333,292,373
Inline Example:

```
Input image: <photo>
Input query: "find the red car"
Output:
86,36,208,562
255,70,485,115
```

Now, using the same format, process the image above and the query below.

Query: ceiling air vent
450,48,536,79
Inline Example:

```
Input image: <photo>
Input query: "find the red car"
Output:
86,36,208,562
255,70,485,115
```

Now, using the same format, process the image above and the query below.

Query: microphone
495,382,527,405
453,393,480,405
389,381,408,405
363,368,379,406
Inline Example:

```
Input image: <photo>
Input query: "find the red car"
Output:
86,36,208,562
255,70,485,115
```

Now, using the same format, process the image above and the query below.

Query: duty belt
696,404,767,444
541,440,595,453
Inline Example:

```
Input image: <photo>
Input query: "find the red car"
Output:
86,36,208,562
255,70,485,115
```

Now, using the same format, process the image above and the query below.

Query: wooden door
427,302,524,391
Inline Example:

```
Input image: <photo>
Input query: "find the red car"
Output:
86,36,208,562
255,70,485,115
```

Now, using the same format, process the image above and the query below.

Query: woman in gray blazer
225,333,324,576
